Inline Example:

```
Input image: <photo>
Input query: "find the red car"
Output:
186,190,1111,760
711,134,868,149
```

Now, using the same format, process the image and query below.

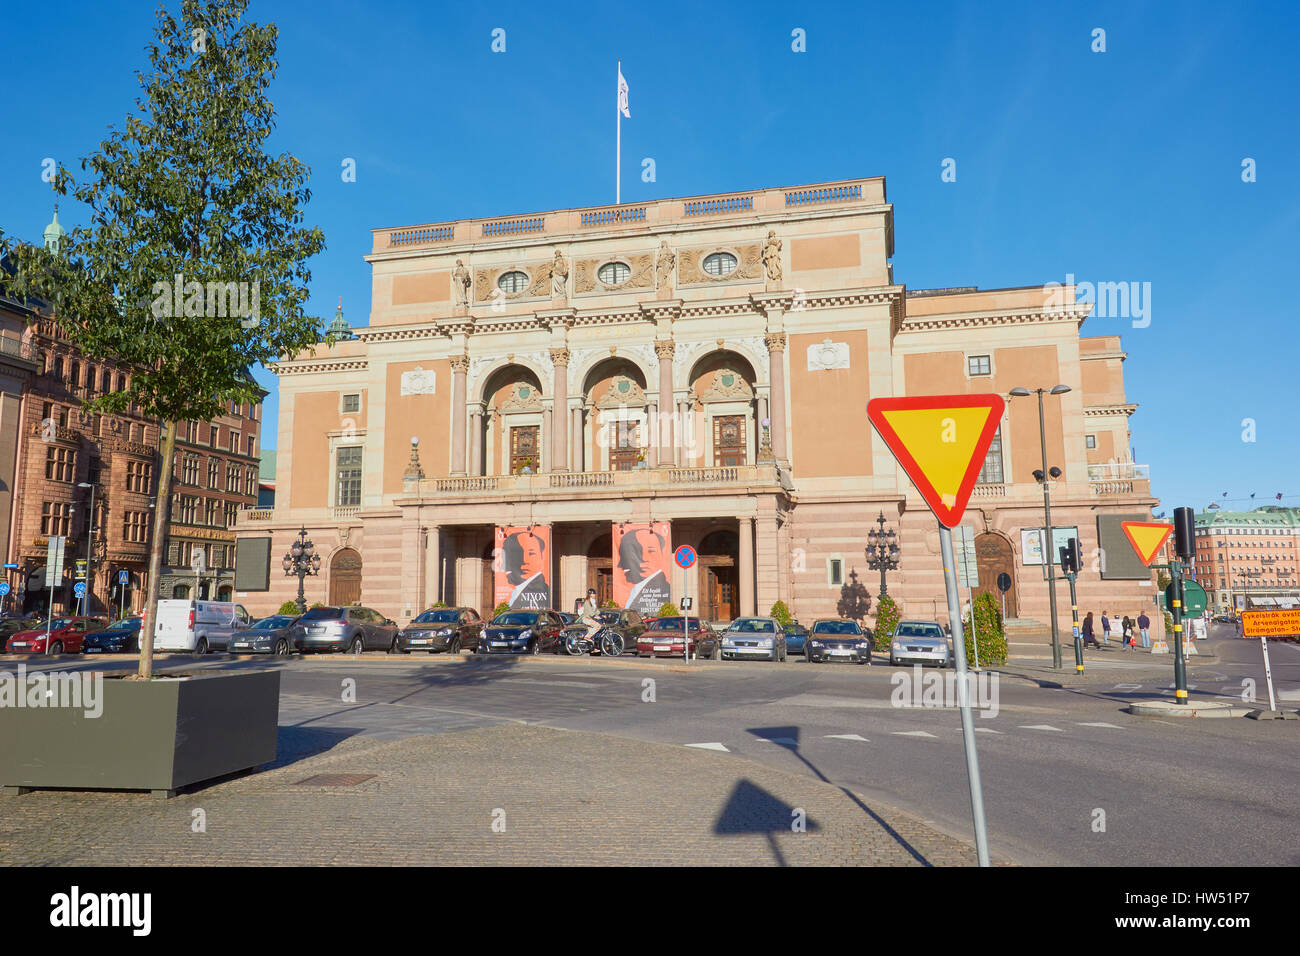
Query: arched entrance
587,532,613,607
974,532,1017,619
699,529,739,621
329,548,362,606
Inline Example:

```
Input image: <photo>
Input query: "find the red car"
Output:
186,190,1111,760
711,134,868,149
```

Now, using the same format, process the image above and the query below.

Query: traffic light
1173,507,1195,561
1058,537,1080,574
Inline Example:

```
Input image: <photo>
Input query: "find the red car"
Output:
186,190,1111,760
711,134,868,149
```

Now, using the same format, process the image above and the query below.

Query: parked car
557,612,578,627
888,620,952,667
559,608,647,656
230,615,302,655
293,605,400,654
637,617,718,659
82,617,144,654
784,621,808,655
0,614,45,640
6,617,107,655
805,618,873,664
477,609,567,655
398,606,485,654
152,599,253,654
719,616,787,662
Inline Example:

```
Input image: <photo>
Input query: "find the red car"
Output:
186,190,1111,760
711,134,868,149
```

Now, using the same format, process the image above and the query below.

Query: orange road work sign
1242,609,1300,638
867,394,1005,528
1121,521,1173,566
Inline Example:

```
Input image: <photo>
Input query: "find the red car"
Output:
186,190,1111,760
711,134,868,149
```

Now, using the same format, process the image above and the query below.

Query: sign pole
1068,572,1083,673
1259,630,1278,713
1171,560,1188,705
967,581,979,669
940,525,990,866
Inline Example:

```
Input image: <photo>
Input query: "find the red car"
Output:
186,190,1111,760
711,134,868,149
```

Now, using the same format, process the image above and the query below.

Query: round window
597,261,631,285
702,252,737,277
497,271,529,294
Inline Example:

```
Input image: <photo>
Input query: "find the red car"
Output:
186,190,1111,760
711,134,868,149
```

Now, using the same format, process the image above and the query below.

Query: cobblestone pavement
0,724,995,866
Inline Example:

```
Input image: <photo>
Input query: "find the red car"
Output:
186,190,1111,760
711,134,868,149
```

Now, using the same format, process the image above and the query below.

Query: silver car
889,620,952,667
720,617,787,662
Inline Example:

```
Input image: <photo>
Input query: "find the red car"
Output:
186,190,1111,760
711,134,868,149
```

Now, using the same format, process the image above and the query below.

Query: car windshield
492,612,538,626
105,619,141,631
596,611,621,624
299,607,345,622
812,621,860,634
896,623,945,639
649,619,701,632
413,610,460,624
731,619,775,632
47,619,74,630
252,616,295,629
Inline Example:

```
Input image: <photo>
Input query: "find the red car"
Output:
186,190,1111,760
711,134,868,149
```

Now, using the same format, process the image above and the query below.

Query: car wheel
274,638,290,656
450,637,461,655
388,637,401,655
349,635,364,656
530,639,542,656
50,641,63,655
194,638,208,656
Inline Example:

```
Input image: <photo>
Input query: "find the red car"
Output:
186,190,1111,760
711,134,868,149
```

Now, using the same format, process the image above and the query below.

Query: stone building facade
235,176,1158,638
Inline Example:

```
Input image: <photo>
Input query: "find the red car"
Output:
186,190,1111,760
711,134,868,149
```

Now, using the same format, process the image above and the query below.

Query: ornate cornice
898,305,1090,333
272,359,368,376
1084,403,1138,418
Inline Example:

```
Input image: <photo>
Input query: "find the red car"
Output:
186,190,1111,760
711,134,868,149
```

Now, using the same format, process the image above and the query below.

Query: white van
152,600,253,654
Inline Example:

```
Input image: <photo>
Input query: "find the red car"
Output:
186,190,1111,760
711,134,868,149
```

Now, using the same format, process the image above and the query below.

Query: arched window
703,252,738,276
597,261,631,285
497,271,529,294
172,584,191,599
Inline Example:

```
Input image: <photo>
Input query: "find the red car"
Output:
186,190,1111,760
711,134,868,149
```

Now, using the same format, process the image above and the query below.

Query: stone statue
551,249,569,298
655,241,675,290
452,258,471,306
762,230,782,281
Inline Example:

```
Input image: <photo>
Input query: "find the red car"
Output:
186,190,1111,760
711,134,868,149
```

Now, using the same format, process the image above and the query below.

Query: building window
208,460,220,488
702,252,738,277
1085,434,1096,449
597,261,631,285
610,421,641,470
245,466,257,497
828,557,844,587
336,447,363,506
977,427,1004,484
497,271,529,294
45,447,76,482
126,460,152,494
123,511,148,543
40,502,73,536
57,407,68,428
172,584,190,599
247,435,256,457
205,499,220,526
342,393,360,414
510,426,540,474
230,431,239,453
967,355,991,376
225,503,240,528
712,415,747,467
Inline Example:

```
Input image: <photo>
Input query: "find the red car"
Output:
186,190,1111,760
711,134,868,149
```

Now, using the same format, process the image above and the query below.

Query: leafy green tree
0,0,326,679
768,600,793,628
277,600,301,615
962,592,1008,666
493,602,511,618
658,601,681,617
874,594,901,639
601,599,619,610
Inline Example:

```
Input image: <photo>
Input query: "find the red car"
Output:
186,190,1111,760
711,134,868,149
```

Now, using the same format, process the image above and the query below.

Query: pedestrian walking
1121,615,1134,649
1082,611,1100,648
1101,611,1111,646
1137,611,1151,648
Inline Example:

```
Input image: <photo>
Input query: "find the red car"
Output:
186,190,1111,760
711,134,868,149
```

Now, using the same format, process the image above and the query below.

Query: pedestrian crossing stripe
892,731,938,738
1019,724,1063,732
824,734,870,741
1076,722,1124,729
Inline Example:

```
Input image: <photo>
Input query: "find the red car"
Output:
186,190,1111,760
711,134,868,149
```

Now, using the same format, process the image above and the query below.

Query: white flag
617,67,630,118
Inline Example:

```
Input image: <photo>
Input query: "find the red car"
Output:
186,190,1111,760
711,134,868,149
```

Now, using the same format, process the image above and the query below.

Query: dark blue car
82,617,143,654
784,622,808,655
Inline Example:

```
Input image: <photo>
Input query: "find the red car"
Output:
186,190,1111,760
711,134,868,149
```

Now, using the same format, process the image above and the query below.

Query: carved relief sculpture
452,259,471,307
806,338,851,371
400,365,438,395
655,241,676,295
762,230,782,282
551,249,569,299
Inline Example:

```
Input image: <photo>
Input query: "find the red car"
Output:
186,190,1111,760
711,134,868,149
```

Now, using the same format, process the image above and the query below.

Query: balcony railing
1087,462,1150,481
970,483,1005,499
418,465,776,498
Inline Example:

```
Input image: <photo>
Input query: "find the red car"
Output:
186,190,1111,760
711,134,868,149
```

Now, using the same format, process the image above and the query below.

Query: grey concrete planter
0,669,279,798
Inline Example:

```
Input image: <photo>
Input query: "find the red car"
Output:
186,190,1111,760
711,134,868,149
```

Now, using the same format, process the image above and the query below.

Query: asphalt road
11,622,1299,866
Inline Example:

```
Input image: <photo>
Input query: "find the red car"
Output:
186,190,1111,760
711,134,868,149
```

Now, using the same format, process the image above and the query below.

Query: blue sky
1,0,1296,514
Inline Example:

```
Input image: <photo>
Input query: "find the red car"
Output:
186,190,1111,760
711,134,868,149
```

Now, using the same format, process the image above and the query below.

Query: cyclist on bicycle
579,588,601,641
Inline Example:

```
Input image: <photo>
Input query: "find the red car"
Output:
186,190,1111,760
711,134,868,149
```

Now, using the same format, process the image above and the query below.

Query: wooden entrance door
974,533,1017,619
329,548,362,606
705,565,737,621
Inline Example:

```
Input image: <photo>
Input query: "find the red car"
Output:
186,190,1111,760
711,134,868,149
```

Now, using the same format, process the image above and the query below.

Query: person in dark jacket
1137,611,1151,648
1121,615,1134,649
1082,611,1100,648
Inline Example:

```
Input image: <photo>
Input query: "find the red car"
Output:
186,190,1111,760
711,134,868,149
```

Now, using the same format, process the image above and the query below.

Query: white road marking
892,731,938,738
824,733,870,741
1114,683,1143,690
1020,724,1064,732
1077,722,1124,729
686,742,730,752
758,737,799,746
972,727,1003,734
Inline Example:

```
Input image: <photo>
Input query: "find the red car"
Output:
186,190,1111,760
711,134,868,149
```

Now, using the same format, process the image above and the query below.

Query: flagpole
616,59,621,205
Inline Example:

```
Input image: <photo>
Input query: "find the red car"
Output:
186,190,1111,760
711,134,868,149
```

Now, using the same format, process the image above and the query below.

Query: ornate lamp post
282,526,321,613
865,511,900,596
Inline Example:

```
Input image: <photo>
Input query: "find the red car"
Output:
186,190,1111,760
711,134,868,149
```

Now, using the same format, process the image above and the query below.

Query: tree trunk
139,419,178,679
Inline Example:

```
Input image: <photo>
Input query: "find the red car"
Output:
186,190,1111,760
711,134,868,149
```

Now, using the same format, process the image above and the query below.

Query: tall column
541,406,552,472
469,405,483,476
646,402,657,468
739,517,756,617
450,355,469,475
765,332,788,463
550,349,570,471
675,400,687,466
654,340,675,466
756,513,780,614
425,526,442,604
570,405,582,472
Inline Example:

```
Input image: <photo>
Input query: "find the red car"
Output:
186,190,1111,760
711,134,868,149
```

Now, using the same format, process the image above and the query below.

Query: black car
81,617,143,654
230,614,302,655
398,606,485,653
805,618,874,664
477,609,567,655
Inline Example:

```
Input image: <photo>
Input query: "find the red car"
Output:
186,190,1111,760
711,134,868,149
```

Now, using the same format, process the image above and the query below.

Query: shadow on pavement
745,724,933,866
712,777,820,866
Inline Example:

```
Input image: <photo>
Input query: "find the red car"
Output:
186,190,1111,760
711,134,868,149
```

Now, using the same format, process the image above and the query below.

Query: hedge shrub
278,600,300,615
658,601,681,617
769,600,794,628
961,591,1008,666
874,594,901,640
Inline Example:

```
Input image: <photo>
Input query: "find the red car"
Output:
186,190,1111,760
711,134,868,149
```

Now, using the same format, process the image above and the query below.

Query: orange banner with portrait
495,525,552,611
613,522,672,616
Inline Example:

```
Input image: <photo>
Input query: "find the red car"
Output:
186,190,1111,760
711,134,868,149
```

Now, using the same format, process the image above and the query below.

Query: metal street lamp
76,481,96,615
1009,384,1071,670
864,511,900,596
283,526,321,613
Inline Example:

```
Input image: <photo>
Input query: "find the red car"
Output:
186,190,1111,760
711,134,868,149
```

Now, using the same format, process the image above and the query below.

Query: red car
5,617,108,655
636,617,718,659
